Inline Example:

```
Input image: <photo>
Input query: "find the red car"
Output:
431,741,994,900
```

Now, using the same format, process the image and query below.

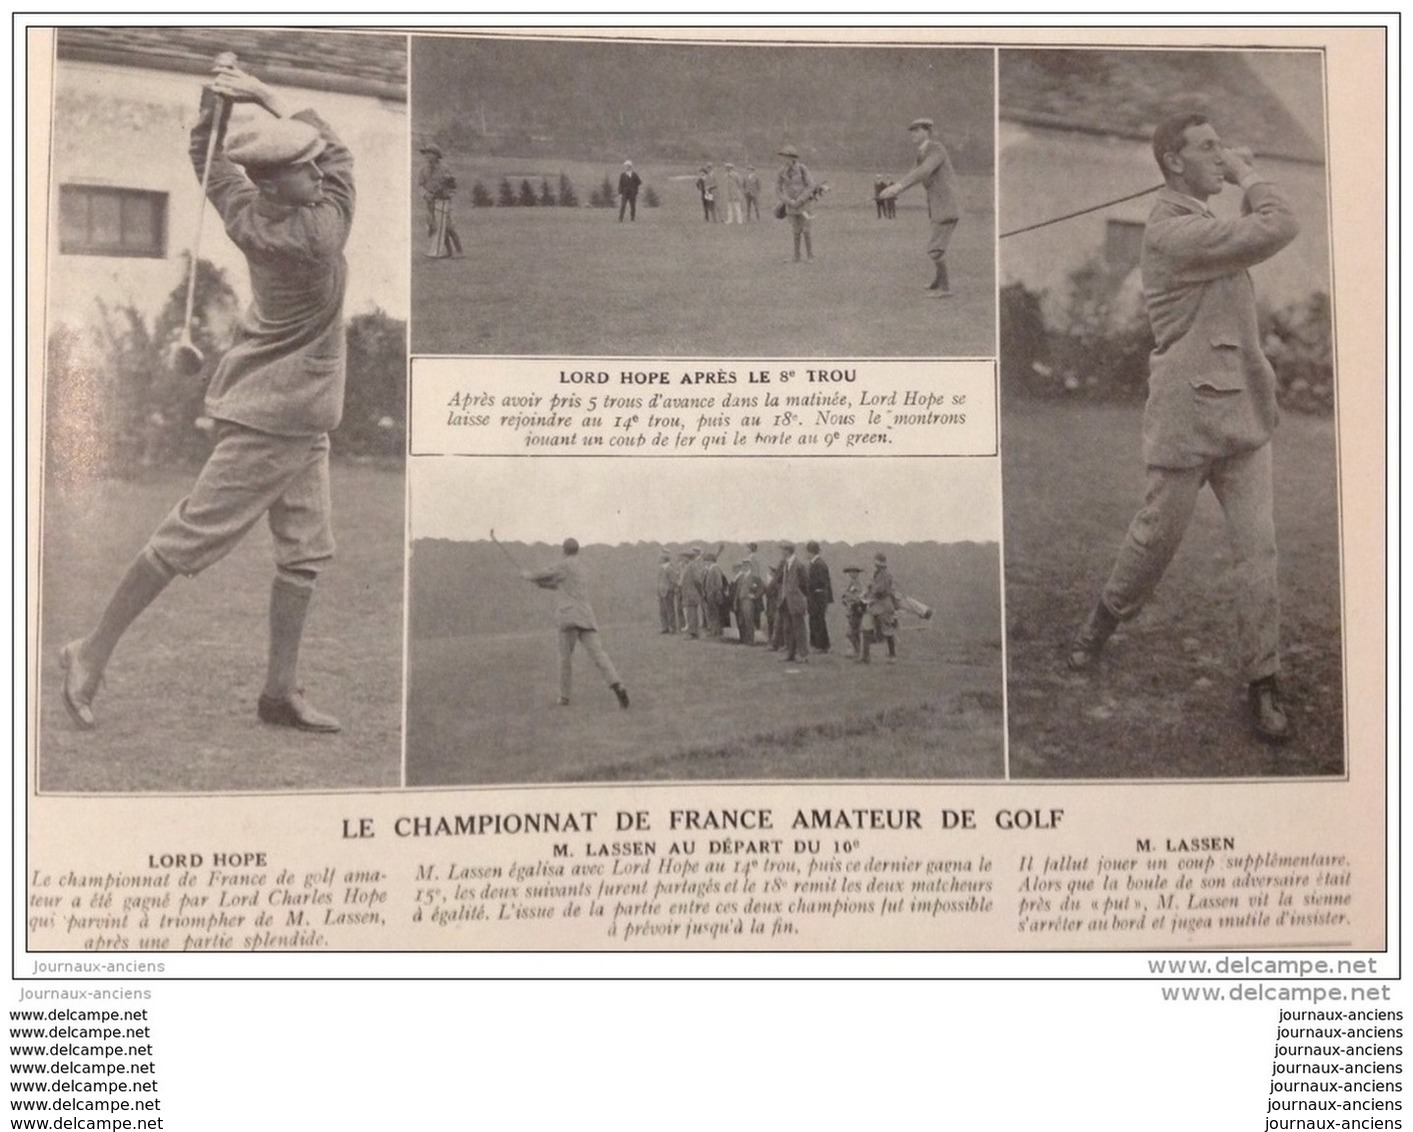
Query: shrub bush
45,263,407,478
335,308,407,459
1260,292,1334,414
1001,264,1333,415
46,257,239,481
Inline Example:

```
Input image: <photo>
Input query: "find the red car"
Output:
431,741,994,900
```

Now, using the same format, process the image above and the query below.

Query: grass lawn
1002,401,1345,778
411,168,994,358
406,619,1003,786
37,462,405,793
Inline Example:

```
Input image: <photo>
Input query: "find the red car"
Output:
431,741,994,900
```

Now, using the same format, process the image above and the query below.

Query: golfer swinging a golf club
59,54,355,734
521,538,630,710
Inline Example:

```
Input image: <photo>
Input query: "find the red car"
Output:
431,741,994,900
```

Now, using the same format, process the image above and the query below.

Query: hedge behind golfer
59,58,355,735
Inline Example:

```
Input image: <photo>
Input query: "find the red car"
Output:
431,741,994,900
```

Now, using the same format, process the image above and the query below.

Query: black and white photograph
405,456,1004,786
409,35,996,358
996,48,1341,778
36,29,409,792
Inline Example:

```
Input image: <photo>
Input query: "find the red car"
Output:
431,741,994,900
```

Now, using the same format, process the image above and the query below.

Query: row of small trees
468,174,660,209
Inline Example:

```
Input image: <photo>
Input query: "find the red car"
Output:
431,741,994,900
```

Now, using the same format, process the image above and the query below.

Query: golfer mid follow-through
1065,112,1300,746
523,539,630,710
59,55,356,734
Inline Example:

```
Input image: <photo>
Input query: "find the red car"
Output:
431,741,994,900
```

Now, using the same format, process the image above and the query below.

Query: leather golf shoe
1067,600,1119,671
258,690,341,733
1248,677,1291,745
59,641,102,730
613,683,630,709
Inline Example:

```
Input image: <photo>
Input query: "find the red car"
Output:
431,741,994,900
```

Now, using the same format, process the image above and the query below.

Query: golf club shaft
182,85,233,339
489,530,524,572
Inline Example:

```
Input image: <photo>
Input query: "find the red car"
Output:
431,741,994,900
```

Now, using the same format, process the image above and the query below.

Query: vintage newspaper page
20,21,1388,976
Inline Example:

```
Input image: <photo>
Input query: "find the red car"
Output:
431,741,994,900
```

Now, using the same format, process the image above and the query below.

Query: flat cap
777,145,800,158
420,143,443,157
779,540,796,551
227,117,325,170
874,552,888,564
908,118,934,131
843,566,863,574
806,540,821,554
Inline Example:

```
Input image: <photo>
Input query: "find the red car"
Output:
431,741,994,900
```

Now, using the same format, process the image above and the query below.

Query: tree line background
413,39,995,174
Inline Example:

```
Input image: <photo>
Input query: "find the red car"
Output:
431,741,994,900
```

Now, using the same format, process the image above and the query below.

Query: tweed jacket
776,162,814,214
779,557,810,614
1140,182,1299,468
419,162,456,202
866,567,897,618
893,137,961,223
193,103,355,438
529,557,600,631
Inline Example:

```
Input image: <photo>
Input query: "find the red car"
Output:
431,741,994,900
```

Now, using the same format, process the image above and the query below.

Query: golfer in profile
877,117,962,295
1066,112,1300,745
523,539,630,709
58,57,354,734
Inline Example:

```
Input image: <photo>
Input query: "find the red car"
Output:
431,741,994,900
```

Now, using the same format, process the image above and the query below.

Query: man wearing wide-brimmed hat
418,142,463,257
859,553,899,664
775,145,816,262
59,57,356,736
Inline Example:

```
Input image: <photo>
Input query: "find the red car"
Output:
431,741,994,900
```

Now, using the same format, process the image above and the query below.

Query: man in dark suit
777,541,811,664
617,160,642,222
1066,112,1300,744
805,540,834,653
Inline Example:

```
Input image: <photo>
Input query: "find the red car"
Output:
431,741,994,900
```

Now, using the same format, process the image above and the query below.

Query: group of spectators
692,161,762,223
656,542,920,665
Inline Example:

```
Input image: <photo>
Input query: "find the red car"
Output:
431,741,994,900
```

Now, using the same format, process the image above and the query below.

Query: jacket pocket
1193,333,1246,392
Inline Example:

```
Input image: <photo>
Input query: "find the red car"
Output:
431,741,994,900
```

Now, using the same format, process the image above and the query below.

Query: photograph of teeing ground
410,36,995,358
405,457,1004,786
